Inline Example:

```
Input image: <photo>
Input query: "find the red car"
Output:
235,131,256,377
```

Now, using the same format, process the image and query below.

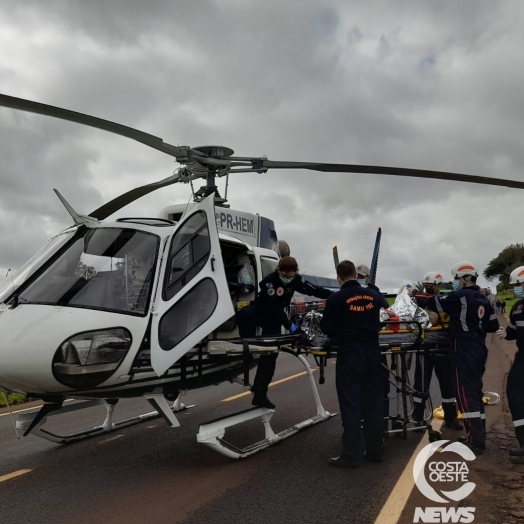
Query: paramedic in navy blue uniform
356,263,391,433
320,260,384,468
411,271,462,431
428,261,499,455
237,256,333,409
496,265,524,458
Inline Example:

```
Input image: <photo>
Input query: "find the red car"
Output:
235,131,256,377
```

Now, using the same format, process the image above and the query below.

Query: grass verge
0,393,30,407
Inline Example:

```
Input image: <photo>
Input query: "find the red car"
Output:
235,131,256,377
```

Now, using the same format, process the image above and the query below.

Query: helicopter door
150,194,234,376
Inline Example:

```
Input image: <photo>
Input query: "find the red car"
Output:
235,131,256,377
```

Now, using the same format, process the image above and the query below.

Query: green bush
0,393,28,407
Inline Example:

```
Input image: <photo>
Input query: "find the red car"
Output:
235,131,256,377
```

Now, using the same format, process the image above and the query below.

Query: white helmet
510,266,524,285
451,261,478,279
423,271,444,285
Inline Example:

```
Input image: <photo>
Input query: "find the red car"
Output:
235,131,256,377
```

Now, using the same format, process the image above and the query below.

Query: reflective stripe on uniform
490,314,497,321
480,414,486,420
516,321,524,327
462,411,481,419
460,296,469,332
434,296,444,313
441,398,456,403
514,419,524,427
413,397,423,403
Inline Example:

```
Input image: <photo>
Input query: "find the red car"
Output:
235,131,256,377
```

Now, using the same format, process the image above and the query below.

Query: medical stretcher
299,321,450,442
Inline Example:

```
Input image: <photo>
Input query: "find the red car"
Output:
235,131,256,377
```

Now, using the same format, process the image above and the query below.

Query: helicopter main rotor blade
0,93,193,160
89,172,183,220
260,160,524,190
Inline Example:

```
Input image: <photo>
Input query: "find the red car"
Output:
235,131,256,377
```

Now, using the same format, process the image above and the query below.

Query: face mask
452,280,461,291
514,286,524,298
357,279,367,286
280,275,293,285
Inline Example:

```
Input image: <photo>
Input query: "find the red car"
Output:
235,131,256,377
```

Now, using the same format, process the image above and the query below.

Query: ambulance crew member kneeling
321,260,384,468
237,256,333,409
496,266,524,458
428,261,499,455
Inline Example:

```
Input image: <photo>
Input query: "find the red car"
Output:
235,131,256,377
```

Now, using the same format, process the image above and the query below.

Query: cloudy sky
0,1,523,294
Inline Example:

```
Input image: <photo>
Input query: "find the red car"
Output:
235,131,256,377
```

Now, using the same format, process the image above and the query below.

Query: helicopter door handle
211,256,215,272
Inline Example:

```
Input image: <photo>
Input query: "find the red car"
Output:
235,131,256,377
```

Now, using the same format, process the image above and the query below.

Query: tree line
484,243,524,291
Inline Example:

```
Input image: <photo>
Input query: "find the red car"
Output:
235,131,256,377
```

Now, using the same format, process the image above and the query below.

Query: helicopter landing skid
197,353,336,459
15,395,196,444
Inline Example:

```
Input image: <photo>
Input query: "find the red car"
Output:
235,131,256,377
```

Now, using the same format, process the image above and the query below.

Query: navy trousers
237,304,282,396
336,345,384,462
412,354,457,422
507,350,524,446
452,337,487,446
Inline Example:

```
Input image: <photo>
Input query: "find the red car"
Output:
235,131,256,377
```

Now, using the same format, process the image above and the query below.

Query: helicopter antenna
53,189,98,226
181,190,194,220
224,172,230,202
189,176,196,203
6,268,14,295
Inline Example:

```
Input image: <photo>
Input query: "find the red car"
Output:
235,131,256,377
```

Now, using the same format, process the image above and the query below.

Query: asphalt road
0,352,442,524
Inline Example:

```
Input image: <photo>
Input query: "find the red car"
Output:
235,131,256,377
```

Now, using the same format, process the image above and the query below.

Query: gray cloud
1,0,523,294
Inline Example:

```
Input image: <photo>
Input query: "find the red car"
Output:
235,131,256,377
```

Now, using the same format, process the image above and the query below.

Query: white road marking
373,420,444,524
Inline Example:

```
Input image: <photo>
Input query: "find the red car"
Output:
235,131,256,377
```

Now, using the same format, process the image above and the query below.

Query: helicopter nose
0,307,65,394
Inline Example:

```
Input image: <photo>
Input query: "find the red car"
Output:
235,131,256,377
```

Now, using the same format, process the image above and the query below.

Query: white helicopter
0,94,523,459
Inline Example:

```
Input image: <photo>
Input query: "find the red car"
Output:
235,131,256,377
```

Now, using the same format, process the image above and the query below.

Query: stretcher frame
208,321,450,450
304,321,451,441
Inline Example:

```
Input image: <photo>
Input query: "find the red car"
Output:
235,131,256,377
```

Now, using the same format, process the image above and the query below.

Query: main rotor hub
193,145,234,159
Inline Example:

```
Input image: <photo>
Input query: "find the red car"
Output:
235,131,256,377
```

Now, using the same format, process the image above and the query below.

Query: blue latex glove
289,323,299,334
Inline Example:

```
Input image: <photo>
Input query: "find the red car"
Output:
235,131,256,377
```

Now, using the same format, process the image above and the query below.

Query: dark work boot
463,442,485,456
444,419,464,431
252,394,275,409
329,456,360,468
364,451,383,463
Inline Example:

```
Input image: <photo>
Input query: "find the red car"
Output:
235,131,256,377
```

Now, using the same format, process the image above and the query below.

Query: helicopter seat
216,255,256,334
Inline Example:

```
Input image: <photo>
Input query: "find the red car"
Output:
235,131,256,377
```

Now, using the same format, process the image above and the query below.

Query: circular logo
276,287,284,297
478,305,485,319
267,288,275,296
413,440,476,503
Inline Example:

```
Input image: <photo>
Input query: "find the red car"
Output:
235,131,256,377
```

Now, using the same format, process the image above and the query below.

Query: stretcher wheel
428,430,442,443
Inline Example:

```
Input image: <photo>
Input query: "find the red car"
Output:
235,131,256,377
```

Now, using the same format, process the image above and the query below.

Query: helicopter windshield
18,227,160,316
0,229,77,305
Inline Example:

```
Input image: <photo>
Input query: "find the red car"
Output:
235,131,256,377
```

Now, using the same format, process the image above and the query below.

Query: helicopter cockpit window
17,228,159,316
260,256,279,279
0,229,77,305
163,211,210,301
